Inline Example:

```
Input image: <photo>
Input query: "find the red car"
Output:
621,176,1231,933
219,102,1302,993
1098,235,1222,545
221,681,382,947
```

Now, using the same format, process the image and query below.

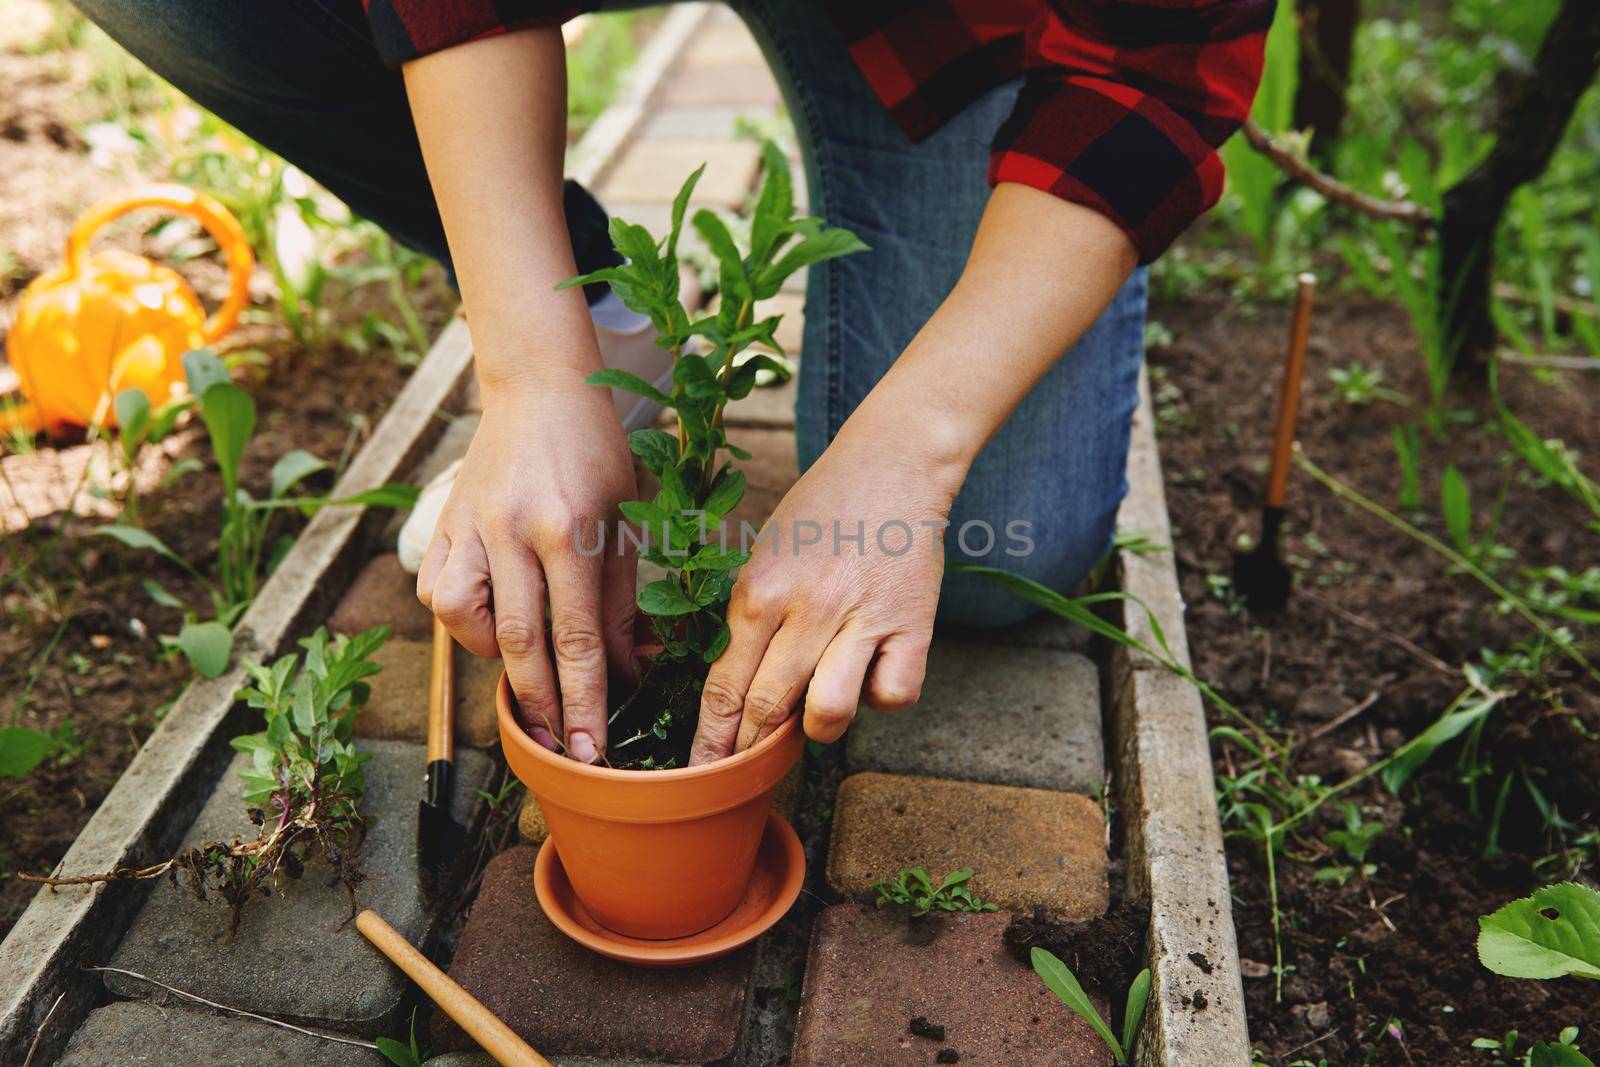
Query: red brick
328,554,432,642
433,846,751,1063
792,906,1112,1066
826,773,1108,920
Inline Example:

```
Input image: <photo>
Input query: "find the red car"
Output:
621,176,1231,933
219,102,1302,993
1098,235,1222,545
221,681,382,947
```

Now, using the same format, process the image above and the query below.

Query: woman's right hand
416,376,638,764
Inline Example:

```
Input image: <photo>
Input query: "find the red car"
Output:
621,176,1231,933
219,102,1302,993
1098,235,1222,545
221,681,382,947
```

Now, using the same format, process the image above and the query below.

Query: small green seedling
1327,362,1408,407
871,867,996,917
1474,1028,1593,1067
376,1008,428,1067
1031,948,1151,1067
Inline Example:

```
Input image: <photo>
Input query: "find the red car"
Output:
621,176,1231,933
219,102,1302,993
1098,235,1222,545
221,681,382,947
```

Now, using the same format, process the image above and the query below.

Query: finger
415,529,451,604
544,549,609,765
862,631,930,712
690,603,779,766
482,536,561,749
803,630,876,744
735,624,827,753
600,536,638,682
428,536,497,659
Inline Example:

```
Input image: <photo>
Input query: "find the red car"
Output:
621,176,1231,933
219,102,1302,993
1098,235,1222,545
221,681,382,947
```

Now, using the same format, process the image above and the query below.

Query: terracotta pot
496,672,803,939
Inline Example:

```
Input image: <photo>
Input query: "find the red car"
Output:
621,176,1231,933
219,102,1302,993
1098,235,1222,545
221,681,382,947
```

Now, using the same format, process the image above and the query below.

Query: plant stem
1295,447,1600,685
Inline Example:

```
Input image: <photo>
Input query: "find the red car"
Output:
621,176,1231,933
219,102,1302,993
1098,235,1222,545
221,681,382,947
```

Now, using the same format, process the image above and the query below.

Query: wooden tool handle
1266,272,1317,509
427,615,455,765
356,909,552,1067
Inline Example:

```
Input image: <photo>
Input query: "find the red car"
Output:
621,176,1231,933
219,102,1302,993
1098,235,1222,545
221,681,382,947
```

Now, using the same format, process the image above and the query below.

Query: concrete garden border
1111,367,1252,1065
0,317,475,1064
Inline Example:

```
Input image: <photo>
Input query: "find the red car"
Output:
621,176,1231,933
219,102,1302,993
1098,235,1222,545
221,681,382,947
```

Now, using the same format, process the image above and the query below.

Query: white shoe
397,287,687,573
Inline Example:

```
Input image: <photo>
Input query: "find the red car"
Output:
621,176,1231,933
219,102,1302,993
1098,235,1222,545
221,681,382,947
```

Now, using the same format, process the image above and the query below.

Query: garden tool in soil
1234,271,1317,612
356,907,553,1067
396,275,699,572
418,615,468,894
3,183,253,435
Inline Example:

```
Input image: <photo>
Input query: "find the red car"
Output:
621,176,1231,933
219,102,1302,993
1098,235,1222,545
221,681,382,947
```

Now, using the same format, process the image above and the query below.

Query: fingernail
529,725,557,751
568,730,599,764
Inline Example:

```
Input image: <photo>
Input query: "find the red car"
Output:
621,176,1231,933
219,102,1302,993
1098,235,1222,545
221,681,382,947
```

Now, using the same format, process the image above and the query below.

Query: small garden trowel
418,615,467,894
1234,272,1317,611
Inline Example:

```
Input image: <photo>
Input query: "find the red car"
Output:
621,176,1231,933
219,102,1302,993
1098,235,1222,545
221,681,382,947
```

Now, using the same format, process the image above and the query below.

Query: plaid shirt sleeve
361,0,594,67
991,0,1272,262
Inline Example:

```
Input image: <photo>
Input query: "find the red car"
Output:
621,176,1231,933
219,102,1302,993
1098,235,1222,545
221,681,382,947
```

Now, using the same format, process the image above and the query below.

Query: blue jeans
77,0,1146,627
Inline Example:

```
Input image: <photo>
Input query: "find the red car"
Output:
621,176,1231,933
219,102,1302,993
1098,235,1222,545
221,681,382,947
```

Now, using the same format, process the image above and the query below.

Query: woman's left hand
686,406,970,765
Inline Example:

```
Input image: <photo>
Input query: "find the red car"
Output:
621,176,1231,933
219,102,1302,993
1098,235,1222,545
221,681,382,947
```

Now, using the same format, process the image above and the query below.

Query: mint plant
557,142,866,767
22,626,388,932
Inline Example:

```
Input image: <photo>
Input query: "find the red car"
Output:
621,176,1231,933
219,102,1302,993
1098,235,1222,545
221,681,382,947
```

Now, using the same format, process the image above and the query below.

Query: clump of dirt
1003,899,1150,1003
1149,291,1600,1063
602,656,704,769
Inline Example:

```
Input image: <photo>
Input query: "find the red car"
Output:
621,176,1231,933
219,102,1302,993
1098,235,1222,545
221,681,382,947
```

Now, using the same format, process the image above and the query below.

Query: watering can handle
65,183,255,345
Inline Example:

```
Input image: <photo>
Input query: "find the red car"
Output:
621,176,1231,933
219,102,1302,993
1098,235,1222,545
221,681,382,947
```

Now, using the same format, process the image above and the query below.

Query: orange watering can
2,184,253,435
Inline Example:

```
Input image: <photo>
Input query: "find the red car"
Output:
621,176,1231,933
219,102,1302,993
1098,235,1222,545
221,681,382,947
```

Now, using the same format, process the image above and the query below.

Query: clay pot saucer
533,810,803,967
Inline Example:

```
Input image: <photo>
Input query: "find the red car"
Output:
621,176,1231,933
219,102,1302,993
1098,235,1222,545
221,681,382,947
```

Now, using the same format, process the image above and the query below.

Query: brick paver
826,772,1108,920
60,1001,386,1066
598,139,761,208
357,638,504,748
328,553,432,642
847,642,1105,794
432,846,751,1064
658,63,782,109
791,906,1112,1066
104,742,495,1036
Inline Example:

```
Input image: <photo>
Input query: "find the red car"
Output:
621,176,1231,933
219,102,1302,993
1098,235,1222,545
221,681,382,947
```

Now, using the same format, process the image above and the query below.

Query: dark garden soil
0,5,455,938
1149,291,1600,1064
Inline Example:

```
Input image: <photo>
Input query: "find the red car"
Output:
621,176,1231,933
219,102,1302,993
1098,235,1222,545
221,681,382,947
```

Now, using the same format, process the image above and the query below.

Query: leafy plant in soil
1031,947,1151,1067
97,349,418,678
871,867,997,918
555,141,866,768
22,625,388,934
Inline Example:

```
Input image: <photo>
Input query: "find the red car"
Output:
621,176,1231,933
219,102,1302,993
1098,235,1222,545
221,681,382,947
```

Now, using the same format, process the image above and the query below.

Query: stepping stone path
104,741,496,1036
54,10,1116,1065
792,907,1110,1066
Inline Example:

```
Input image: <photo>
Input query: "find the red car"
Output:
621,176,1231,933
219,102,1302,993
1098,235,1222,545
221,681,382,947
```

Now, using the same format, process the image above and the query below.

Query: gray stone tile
640,106,774,141
105,741,496,1037
60,1000,386,1066
847,641,1104,794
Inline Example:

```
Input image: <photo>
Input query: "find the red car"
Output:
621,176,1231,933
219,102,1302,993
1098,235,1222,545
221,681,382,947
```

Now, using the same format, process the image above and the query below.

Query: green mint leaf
704,469,746,520
638,579,700,616
755,227,870,299
667,163,707,264
586,368,671,406
628,429,679,477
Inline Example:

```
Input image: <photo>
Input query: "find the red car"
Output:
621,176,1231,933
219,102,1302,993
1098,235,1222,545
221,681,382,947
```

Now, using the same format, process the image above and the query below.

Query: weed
20,627,389,932
376,1008,428,1067
871,867,996,917
98,350,417,677
1316,802,1383,885
1032,949,1151,1066
1328,362,1409,407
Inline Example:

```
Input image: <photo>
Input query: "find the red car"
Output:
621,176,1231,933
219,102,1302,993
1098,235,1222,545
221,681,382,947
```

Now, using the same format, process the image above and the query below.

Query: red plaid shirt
363,0,1270,262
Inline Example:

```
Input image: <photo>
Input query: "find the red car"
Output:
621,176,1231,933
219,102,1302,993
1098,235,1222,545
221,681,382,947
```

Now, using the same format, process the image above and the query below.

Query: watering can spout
2,183,254,436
